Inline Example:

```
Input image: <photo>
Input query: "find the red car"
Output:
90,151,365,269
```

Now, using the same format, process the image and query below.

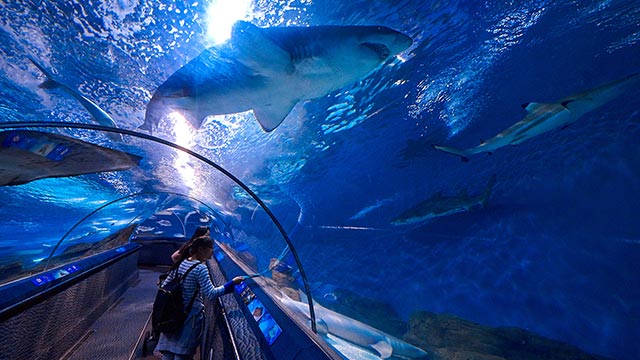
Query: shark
28,58,123,142
142,20,413,133
279,293,431,359
349,198,394,221
391,174,496,226
432,72,640,162
0,130,140,186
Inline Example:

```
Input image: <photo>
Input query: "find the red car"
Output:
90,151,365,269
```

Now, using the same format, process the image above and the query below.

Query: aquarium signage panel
236,282,283,346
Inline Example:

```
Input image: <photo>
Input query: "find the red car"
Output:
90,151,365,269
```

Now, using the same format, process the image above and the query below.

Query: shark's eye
361,42,390,59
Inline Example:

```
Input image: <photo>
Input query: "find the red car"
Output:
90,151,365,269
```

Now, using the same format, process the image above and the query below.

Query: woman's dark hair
175,226,210,263
191,226,210,240
189,236,213,251
172,236,214,268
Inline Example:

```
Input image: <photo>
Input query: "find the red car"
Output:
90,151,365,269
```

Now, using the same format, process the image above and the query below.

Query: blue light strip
31,263,82,286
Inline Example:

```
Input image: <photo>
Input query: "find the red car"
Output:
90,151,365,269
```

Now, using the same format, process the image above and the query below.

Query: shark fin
561,99,576,109
314,318,329,335
253,99,298,132
432,144,470,162
230,21,294,76
137,122,153,134
28,58,61,89
370,340,393,359
481,174,497,207
521,102,546,112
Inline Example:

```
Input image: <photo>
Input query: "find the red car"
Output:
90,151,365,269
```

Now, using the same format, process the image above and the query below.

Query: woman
171,226,210,263
156,236,244,360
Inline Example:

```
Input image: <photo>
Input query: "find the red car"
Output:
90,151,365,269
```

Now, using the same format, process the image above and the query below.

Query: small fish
391,174,496,225
349,198,393,221
433,72,640,161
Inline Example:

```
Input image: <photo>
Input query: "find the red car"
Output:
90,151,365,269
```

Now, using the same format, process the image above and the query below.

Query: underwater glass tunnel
1,1,639,359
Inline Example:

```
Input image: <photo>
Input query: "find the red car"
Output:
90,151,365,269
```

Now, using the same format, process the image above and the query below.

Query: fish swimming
391,174,496,226
432,72,640,161
279,293,431,359
28,58,123,141
142,20,413,133
349,198,393,221
0,130,141,186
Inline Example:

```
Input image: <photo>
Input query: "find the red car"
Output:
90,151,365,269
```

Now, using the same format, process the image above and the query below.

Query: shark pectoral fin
370,340,393,359
231,21,294,75
314,318,329,335
253,99,298,132
432,144,470,162
510,137,526,145
521,102,546,112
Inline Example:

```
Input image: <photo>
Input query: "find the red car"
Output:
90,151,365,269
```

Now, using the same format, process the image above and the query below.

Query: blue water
1,1,639,359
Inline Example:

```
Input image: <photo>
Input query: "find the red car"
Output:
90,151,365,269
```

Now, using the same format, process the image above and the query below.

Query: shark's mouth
362,42,391,60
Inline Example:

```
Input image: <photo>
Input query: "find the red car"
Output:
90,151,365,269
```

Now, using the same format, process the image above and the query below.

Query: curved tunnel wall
0,121,319,332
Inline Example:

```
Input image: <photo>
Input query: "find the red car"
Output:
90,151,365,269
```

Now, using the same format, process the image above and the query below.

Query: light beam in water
206,0,253,44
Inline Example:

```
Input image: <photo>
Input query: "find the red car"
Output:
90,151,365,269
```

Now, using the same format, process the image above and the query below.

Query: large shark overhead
432,72,640,162
142,20,413,133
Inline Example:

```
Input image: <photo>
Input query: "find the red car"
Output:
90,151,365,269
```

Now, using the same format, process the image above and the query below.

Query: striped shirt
163,259,226,308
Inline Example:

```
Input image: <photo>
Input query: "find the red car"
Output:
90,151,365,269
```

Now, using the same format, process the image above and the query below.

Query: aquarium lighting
168,111,198,193
206,0,253,44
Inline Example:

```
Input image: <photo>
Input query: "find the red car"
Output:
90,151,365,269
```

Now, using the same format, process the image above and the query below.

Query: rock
281,287,301,301
269,258,299,289
320,287,408,338
403,311,612,360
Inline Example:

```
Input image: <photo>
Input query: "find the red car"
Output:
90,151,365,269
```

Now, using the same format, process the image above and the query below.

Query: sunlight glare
206,0,253,44
169,112,197,191
170,111,194,147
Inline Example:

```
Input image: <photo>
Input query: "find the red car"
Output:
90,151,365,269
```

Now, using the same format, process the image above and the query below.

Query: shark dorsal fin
230,21,294,76
522,102,545,112
561,99,576,109
370,340,393,359
253,99,299,132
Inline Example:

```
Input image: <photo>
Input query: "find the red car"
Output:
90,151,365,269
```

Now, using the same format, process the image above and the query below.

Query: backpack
151,261,201,334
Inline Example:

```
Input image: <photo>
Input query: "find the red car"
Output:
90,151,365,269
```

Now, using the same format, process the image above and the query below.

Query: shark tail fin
28,57,62,90
432,144,470,162
481,174,497,208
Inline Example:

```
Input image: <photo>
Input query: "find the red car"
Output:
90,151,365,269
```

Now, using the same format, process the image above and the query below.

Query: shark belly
143,21,412,133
